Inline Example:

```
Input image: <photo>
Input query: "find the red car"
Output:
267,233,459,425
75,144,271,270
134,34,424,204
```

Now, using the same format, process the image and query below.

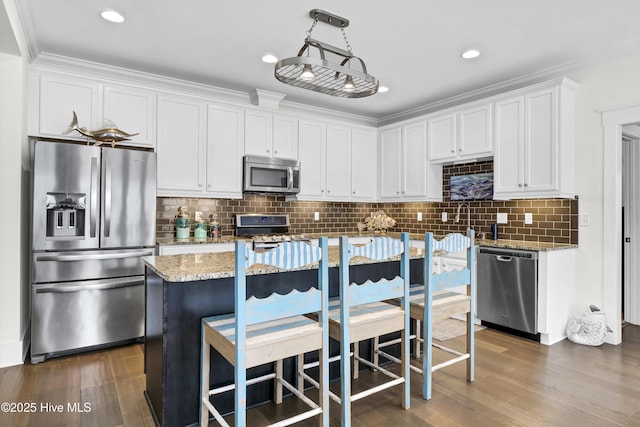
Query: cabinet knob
327,190,331,194
352,191,356,194
266,148,270,153
518,183,523,187
524,183,528,187
451,149,455,153
396,191,400,195
321,189,324,193
458,148,462,152
274,150,278,154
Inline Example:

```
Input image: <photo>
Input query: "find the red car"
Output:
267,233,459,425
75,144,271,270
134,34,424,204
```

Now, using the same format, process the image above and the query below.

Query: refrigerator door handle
90,156,98,238
104,156,112,237
34,278,144,294
36,250,155,262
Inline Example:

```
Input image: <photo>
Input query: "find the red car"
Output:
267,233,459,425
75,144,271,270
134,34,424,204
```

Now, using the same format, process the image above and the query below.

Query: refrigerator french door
31,140,156,363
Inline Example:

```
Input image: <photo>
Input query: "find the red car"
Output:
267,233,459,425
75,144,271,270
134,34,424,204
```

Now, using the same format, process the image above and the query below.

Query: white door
206,104,244,196
351,128,376,199
524,88,558,192
623,132,640,325
272,114,298,159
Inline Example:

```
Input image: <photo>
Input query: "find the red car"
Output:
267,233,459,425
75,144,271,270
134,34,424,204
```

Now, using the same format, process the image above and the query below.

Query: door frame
602,104,640,344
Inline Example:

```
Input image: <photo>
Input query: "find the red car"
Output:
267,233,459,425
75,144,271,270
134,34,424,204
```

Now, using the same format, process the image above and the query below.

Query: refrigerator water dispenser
46,193,86,238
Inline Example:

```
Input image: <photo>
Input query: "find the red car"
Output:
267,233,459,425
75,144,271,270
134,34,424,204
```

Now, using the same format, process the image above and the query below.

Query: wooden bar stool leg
275,359,283,404
200,326,210,427
467,311,474,382
353,342,360,379
296,354,305,394
415,320,421,358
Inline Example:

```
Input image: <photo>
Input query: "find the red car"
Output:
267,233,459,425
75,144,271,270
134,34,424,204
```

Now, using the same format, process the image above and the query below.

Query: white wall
0,0,28,368
568,54,640,312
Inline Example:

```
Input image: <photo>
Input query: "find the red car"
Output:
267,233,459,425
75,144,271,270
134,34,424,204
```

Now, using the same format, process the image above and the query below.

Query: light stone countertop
142,246,426,283
157,233,577,252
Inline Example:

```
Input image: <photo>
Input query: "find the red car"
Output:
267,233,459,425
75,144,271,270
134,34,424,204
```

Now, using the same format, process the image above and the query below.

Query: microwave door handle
104,156,111,237
288,166,293,190
90,156,98,238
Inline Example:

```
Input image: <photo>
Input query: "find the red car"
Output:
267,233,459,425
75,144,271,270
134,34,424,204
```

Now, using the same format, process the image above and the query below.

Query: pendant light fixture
274,9,379,98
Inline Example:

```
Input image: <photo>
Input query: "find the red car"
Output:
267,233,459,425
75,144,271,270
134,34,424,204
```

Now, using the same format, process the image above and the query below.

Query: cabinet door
325,124,350,198
272,114,298,159
103,85,156,148
427,112,457,162
402,121,427,198
298,120,326,197
38,74,99,138
379,127,402,198
244,109,271,157
525,88,558,192
351,128,377,199
494,97,525,195
459,103,492,158
156,95,206,194
206,104,244,197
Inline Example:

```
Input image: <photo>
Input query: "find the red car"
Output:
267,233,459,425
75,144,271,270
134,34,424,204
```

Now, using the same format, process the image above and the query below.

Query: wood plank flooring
1,325,639,426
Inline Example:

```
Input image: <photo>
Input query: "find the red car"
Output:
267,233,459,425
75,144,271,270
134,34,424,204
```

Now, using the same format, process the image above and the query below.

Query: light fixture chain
340,27,353,55
305,17,318,41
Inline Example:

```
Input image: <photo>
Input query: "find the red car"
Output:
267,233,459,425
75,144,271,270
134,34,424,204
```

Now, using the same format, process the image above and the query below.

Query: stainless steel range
235,214,309,249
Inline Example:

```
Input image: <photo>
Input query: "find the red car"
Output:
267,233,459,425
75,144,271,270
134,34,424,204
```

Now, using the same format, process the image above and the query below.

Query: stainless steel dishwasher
477,247,538,335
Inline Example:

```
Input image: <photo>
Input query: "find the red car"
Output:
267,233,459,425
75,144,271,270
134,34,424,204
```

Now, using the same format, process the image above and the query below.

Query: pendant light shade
274,9,379,98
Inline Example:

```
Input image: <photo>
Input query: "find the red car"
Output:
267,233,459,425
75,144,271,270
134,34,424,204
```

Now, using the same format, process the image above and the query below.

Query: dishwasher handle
496,255,513,262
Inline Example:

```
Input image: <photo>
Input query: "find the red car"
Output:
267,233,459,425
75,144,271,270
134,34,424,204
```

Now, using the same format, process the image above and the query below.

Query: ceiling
13,0,640,120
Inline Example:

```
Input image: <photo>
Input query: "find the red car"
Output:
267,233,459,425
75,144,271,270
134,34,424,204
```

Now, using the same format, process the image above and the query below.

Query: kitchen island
142,245,426,427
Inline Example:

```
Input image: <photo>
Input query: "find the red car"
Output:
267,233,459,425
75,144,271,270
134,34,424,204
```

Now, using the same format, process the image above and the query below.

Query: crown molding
30,53,252,104
377,59,586,127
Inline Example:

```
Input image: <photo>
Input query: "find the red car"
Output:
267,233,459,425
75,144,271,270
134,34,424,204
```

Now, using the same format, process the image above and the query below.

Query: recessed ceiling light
261,54,278,64
101,10,125,23
461,49,480,59
378,86,389,93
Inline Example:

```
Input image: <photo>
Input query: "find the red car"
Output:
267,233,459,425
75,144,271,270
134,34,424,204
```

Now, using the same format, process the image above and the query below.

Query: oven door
244,160,299,194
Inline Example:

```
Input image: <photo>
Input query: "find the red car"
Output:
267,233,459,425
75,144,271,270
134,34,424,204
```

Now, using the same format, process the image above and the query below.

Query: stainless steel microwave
243,155,300,194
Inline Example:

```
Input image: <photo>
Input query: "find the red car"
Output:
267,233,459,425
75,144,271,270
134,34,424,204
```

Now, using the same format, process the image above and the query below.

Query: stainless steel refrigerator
30,140,156,363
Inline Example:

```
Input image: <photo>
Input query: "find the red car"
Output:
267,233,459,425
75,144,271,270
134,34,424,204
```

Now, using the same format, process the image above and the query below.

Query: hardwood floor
1,325,639,426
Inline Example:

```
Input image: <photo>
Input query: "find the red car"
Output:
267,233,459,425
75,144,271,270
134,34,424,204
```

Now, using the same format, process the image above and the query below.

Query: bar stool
200,238,330,427
377,230,475,400
306,233,411,426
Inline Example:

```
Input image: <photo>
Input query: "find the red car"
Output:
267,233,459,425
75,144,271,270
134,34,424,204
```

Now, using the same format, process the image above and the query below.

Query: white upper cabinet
103,85,156,148
33,73,100,138
379,120,441,201
297,121,376,202
493,79,576,199
245,109,298,159
297,119,326,198
350,128,377,199
325,124,351,199
379,127,402,198
206,103,244,197
30,72,156,149
428,103,493,163
157,97,244,198
156,95,207,195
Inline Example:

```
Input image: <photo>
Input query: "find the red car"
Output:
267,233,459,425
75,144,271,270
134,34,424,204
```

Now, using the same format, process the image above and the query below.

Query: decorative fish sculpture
63,111,139,147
